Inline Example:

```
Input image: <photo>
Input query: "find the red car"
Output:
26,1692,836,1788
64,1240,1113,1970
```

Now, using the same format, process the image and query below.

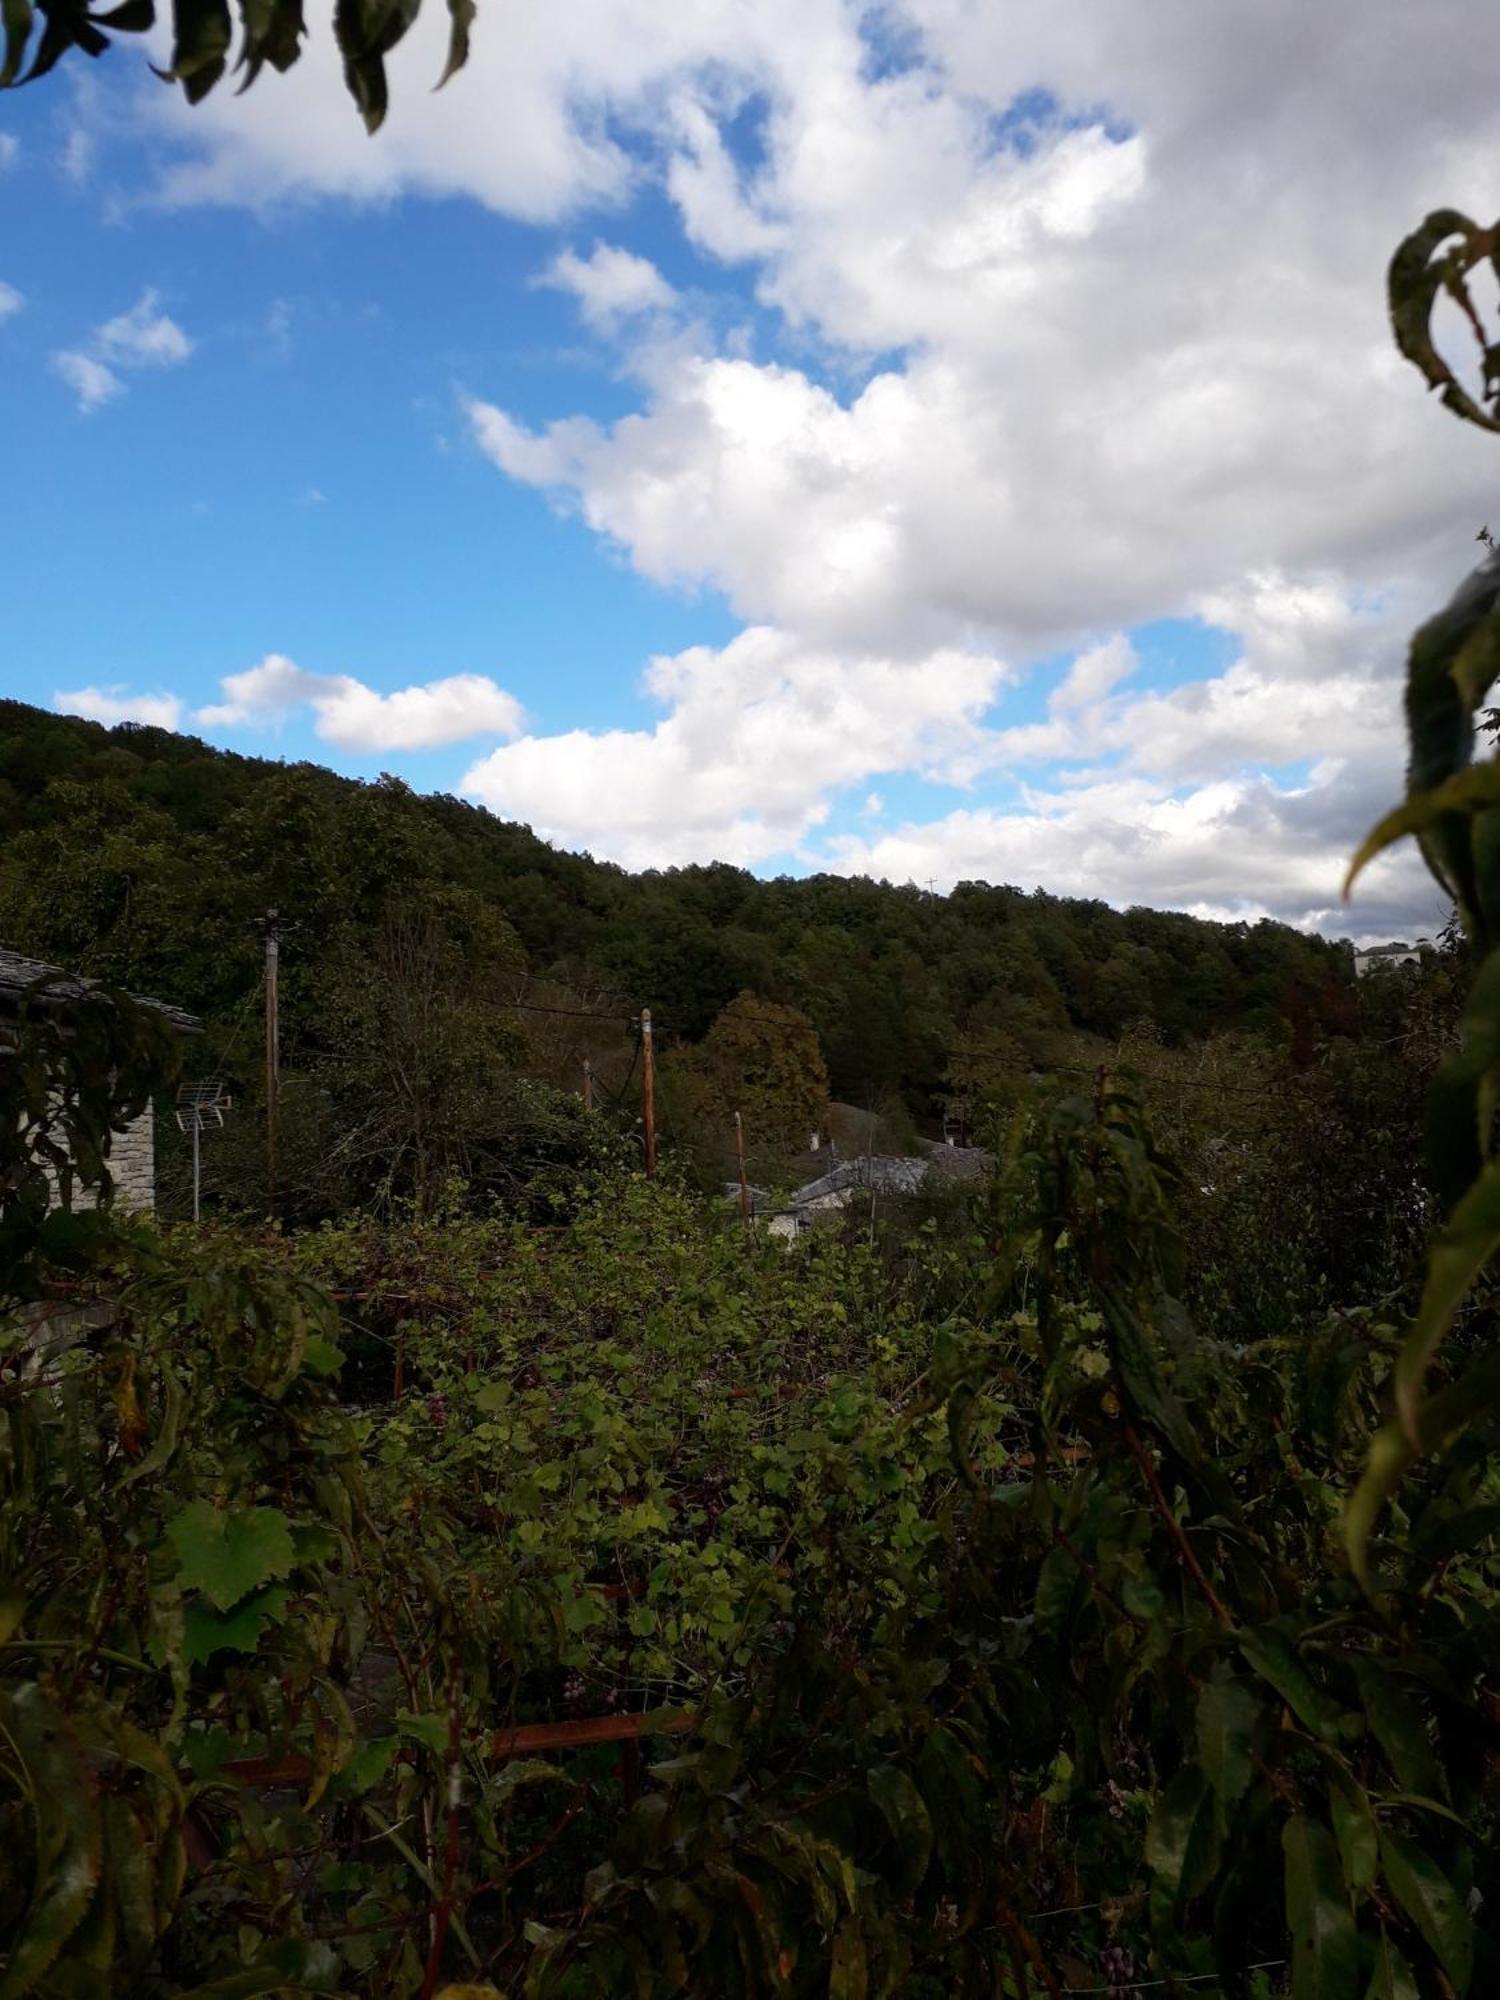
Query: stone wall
67,1103,157,1214
109,1104,156,1212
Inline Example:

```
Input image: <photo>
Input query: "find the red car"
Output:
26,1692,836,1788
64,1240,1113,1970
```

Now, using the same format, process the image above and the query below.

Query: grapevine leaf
182,1585,291,1664
165,1502,296,1612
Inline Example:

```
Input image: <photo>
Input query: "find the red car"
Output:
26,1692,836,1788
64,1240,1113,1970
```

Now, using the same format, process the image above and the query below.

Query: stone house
1,945,199,1212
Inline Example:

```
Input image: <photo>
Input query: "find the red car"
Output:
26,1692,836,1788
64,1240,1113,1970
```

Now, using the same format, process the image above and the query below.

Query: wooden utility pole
263,910,280,1221
582,1058,594,1112
734,1111,750,1229
640,1009,656,1178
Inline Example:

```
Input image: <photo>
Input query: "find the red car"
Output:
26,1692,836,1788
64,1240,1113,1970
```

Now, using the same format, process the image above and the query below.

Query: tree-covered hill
0,697,1362,1112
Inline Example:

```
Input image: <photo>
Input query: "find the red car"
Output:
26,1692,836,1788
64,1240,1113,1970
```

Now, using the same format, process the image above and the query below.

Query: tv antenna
175,1078,230,1222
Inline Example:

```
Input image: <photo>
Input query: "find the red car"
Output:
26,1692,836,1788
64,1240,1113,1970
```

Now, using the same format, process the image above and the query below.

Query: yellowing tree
695,993,830,1160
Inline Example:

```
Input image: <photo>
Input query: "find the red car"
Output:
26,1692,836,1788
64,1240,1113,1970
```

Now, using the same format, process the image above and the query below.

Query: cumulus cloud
55,685,184,730
462,625,1008,868
197,654,526,751
539,242,677,329
132,0,1499,931
95,289,194,367
52,351,123,413
52,288,193,411
0,279,22,322
823,779,1444,941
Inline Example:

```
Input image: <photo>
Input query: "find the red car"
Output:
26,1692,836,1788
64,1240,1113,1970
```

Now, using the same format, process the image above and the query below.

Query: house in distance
0,944,200,1212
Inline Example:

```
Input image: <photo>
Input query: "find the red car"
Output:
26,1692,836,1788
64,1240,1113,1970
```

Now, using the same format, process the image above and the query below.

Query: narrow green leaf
1196,1678,1257,1813
1366,1930,1420,2000
829,1922,868,2000
1328,1780,1378,1899
0,0,35,89
1378,1829,1473,1994
1282,1814,1360,2000
1240,1627,1340,1742
1393,1157,1500,1450
436,0,473,88
0,1686,105,2000
866,1764,933,1895
1352,1661,1441,1800
1146,1765,1218,1915
1344,759,1500,897
1346,1349,1500,1586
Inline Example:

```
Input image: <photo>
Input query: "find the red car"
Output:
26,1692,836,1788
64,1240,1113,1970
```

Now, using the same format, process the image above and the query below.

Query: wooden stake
641,1009,656,1178
734,1110,751,1228
263,910,280,1221
582,1058,594,1113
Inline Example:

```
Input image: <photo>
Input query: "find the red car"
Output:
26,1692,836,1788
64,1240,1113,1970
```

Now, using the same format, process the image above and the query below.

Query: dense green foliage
0,697,1366,1179
7,212,1500,2000
1,1095,1496,1995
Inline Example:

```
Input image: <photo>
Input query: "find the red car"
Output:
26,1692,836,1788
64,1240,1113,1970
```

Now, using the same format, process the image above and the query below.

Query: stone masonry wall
109,1103,156,1212
66,1103,157,1214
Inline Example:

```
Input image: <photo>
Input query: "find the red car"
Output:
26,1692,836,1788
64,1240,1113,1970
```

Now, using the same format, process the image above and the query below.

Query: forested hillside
0,697,1359,1100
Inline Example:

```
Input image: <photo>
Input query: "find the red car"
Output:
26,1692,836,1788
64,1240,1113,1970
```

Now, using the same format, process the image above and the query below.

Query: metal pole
192,1112,201,1223
264,910,280,1221
583,1058,594,1113
734,1111,750,1229
641,1009,656,1179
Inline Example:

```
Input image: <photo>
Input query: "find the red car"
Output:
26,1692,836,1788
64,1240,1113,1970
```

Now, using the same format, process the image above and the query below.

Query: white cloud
52,351,124,413
95,288,193,367
462,625,1008,867
61,122,93,186
55,685,184,730
52,288,193,411
0,134,18,171
539,242,677,329
128,0,1500,931
197,654,526,751
0,280,22,322
825,772,1445,944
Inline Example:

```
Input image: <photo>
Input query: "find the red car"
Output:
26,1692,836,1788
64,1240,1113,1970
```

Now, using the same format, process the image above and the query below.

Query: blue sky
2,1,1489,938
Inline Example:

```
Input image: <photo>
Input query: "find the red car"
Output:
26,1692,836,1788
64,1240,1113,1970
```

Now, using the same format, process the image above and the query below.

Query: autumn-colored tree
693,992,830,1160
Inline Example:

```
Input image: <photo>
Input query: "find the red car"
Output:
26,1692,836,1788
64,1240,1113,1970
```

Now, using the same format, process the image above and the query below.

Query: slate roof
792,1155,931,1205
922,1143,994,1184
0,946,200,1033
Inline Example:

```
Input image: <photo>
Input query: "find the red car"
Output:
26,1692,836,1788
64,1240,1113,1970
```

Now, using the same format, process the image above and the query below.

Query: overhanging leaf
1344,757,1500,898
